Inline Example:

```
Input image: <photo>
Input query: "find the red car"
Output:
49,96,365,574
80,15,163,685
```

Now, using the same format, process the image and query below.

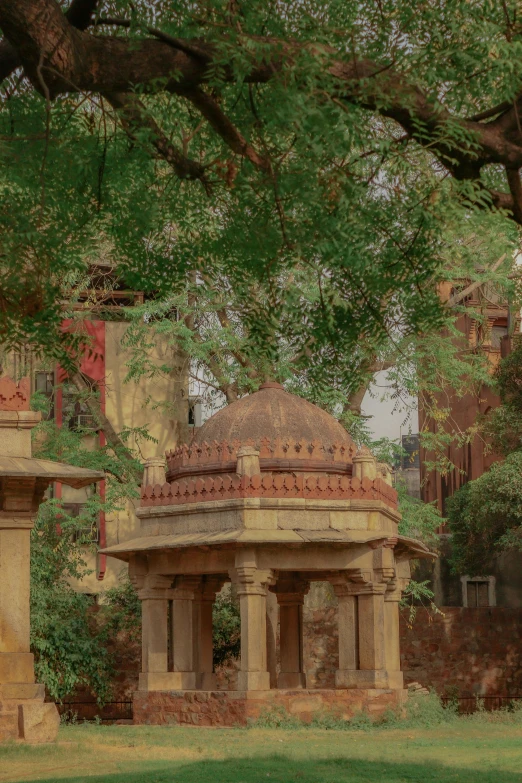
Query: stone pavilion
103,382,433,725
0,377,104,743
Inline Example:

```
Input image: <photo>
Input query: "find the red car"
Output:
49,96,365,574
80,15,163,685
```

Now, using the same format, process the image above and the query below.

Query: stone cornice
136,495,401,523
0,514,35,529
0,411,41,429
141,472,398,512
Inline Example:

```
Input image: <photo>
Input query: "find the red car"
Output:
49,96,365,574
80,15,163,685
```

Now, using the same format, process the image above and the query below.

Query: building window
490,325,508,349
188,396,203,428
34,371,55,420
461,576,496,607
61,383,97,431
400,434,420,470
62,503,99,543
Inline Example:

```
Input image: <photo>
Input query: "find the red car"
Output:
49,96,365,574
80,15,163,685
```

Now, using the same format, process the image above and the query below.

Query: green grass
1,706,522,783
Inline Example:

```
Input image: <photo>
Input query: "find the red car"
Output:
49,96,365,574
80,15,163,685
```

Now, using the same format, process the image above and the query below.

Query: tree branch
178,86,271,171
0,0,100,84
444,253,508,308
3,0,522,220
105,91,210,189
506,169,522,224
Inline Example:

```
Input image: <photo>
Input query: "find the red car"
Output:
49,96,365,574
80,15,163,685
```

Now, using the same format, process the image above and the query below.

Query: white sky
361,370,418,441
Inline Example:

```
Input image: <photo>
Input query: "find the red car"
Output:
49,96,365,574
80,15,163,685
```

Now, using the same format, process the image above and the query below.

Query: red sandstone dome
192,382,355,452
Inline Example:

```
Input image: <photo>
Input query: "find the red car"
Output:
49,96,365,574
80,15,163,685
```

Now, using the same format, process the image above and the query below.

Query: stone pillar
330,579,358,682
0,408,40,690
266,590,278,689
0,377,103,743
383,580,405,689
138,575,173,691
0,402,53,743
142,457,166,487
330,571,390,689
232,557,275,691
193,577,224,690
373,544,404,689
352,446,377,481
236,446,260,477
271,577,309,689
0,515,35,686
358,585,387,674
170,576,200,689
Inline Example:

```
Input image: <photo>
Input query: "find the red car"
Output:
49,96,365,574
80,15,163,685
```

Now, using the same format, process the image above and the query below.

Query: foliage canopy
0,0,521,390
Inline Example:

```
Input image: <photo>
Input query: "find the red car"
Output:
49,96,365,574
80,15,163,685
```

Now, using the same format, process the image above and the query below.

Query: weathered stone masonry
103,383,434,726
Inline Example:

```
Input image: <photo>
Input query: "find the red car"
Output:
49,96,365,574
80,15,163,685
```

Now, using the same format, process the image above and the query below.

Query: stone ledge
133,688,407,727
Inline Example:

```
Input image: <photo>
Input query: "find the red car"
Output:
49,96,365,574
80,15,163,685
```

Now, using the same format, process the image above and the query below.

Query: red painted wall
56,320,107,579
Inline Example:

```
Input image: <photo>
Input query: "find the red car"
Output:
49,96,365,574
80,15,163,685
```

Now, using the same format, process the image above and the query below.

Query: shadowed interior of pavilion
103,382,433,724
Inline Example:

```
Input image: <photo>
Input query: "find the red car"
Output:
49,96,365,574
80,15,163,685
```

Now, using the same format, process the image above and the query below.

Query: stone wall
399,607,522,697
301,589,522,698
62,588,522,720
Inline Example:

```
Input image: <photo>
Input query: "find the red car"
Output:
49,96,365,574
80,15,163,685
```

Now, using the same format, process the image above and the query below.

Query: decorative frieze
166,437,356,477
141,471,398,509
0,377,30,411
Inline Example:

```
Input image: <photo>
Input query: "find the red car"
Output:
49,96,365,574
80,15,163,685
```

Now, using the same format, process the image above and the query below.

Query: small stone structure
0,377,103,742
104,383,433,725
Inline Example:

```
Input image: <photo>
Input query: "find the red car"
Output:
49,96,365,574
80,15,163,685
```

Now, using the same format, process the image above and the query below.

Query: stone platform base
133,688,407,727
0,685,59,743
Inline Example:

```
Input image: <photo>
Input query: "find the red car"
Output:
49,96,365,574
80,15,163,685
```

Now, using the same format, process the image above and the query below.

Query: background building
3,277,190,595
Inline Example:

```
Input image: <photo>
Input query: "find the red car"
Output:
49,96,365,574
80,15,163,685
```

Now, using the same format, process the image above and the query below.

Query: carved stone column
0,477,36,688
271,576,309,689
193,576,225,690
138,575,173,691
142,457,166,487
232,561,275,691
330,575,359,682
383,574,409,689
330,570,390,689
374,542,404,689
236,446,260,477
171,576,201,689
352,446,377,480
358,583,387,676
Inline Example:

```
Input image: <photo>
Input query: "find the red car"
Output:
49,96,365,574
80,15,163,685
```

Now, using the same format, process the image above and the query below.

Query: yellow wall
67,321,189,594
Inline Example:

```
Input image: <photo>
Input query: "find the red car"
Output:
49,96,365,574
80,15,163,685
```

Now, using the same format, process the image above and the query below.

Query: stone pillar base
335,669,400,689
139,672,196,691
277,672,306,689
0,685,59,744
196,672,217,690
237,671,271,691
133,688,408,727
18,702,60,743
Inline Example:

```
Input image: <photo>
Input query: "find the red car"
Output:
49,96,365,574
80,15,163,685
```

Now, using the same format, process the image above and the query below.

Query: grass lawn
1,714,522,783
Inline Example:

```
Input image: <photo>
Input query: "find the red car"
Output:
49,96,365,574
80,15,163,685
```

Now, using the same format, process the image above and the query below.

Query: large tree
0,0,520,384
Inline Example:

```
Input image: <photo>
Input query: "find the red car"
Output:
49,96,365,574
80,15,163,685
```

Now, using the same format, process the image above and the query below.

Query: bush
213,590,241,666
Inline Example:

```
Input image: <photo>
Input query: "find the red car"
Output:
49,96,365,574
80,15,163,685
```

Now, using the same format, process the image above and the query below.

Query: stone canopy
103,382,434,725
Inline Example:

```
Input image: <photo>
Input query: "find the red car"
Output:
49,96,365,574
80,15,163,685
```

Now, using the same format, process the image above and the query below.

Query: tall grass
252,693,522,731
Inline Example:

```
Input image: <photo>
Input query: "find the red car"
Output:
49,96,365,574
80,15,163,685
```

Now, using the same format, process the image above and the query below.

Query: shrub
213,590,241,666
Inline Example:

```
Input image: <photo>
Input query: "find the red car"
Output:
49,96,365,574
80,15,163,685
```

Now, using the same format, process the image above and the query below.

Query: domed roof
193,382,354,451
